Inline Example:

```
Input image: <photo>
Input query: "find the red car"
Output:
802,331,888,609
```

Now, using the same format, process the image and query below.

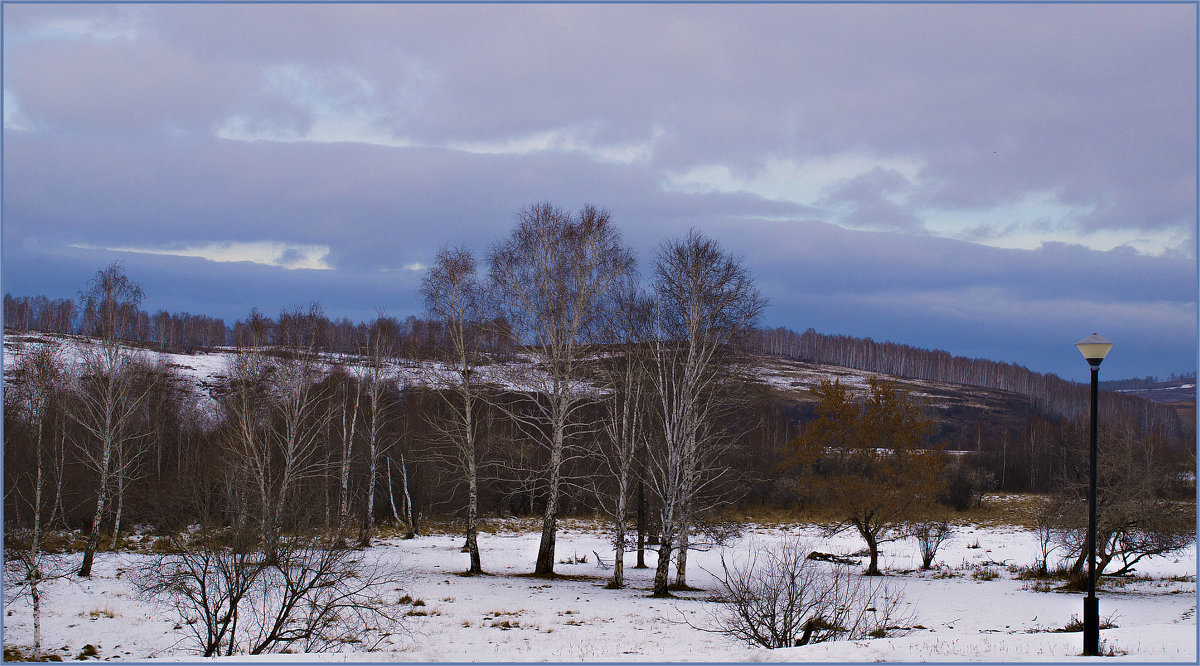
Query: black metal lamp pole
1075,333,1113,657
1083,361,1100,656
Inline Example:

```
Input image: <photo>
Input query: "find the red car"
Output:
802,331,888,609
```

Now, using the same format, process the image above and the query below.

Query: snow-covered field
5,518,1195,662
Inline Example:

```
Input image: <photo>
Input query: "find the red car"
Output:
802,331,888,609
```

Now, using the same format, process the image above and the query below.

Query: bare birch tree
216,334,273,543
593,283,653,588
332,369,361,541
488,203,635,574
420,246,491,573
71,263,153,577
3,341,69,653
357,316,397,545
219,312,328,560
644,231,765,596
263,351,328,559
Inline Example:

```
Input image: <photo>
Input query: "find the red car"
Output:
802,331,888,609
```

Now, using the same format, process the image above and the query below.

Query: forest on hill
5,298,1185,440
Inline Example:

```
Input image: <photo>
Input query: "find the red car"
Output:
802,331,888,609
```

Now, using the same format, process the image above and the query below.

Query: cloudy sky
3,3,1195,381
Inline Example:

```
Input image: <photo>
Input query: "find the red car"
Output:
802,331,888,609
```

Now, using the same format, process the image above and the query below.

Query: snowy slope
1,332,564,404
3,331,1023,418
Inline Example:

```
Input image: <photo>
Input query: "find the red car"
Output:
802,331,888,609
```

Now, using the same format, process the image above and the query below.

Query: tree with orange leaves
789,377,946,575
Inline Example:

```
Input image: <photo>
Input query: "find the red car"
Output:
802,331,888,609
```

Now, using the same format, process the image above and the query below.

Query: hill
3,329,1040,451
1102,375,1196,405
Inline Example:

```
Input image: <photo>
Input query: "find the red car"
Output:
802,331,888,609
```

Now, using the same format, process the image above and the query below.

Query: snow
2,333,595,404
5,519,1195,662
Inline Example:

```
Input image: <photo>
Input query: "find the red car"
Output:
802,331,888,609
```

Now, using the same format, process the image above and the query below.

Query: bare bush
136,532,407,656
713,538,917,648
1032,506,1059,575
910,519,953,570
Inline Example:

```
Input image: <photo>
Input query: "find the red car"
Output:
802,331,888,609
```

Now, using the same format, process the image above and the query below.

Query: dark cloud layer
3,3,1194,381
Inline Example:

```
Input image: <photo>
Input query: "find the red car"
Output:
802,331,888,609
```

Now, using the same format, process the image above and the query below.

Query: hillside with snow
3,330,1036,445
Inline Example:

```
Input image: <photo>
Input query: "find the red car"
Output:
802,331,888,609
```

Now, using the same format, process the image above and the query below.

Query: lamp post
1074,332,1113,656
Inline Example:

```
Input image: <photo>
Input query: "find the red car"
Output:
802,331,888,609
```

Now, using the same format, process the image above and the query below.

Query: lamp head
1075,333,1114,368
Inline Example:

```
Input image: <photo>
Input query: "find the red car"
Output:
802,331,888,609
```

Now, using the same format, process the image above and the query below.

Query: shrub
134,533,407,656
1054,614,1117,633
909,519,952,570
713,537,917,648
941,464,995,511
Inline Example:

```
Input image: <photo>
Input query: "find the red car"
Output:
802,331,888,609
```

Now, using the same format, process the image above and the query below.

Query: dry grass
483,609,524,629
713,493,1053,529
80,607,116,620
953,493,1053,529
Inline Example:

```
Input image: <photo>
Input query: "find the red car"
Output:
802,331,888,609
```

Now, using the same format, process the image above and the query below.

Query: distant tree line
1100,373,1196,391
3,293,509,359
7,296,1187,447
749,326,1187,439
9,297,1186,444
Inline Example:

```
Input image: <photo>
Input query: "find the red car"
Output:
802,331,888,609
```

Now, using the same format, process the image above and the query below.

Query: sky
2,3,1196,382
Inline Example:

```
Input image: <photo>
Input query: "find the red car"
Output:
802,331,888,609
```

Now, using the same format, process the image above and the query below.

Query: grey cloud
4,128,815,275
819,167,924,231
3,3,1194,378
8,4,1192,226
6,35,258,134
709,218,1194,314
710,218,1195,379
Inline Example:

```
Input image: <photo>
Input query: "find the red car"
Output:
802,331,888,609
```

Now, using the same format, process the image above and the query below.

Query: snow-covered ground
5,519,1195,662
2,333,594,404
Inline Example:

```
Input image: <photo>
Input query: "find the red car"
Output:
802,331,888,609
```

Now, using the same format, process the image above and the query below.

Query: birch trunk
338,380,360,537
400,453,416,538
610,500,626,588
109,453,125,551
78,447,110,577
466,458,482,573
534,419,564,574
360,355,387,545
50,427,68,529
635,482,647,569
652,540,674,597
387,461,401,525
674,527,689,588
361,441,378,544
31,409,46,651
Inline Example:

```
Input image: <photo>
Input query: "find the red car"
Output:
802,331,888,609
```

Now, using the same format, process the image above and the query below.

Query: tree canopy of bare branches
420,245,491,573
487,202,635,574
644,230,766,595
1049,420,1193,584
71,264,155,577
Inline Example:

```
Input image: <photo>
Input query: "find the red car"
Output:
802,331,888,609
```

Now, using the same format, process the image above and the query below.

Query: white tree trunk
338,380,361,537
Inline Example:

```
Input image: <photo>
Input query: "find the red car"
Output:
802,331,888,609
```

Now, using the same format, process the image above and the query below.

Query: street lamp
1074,332,1113,656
